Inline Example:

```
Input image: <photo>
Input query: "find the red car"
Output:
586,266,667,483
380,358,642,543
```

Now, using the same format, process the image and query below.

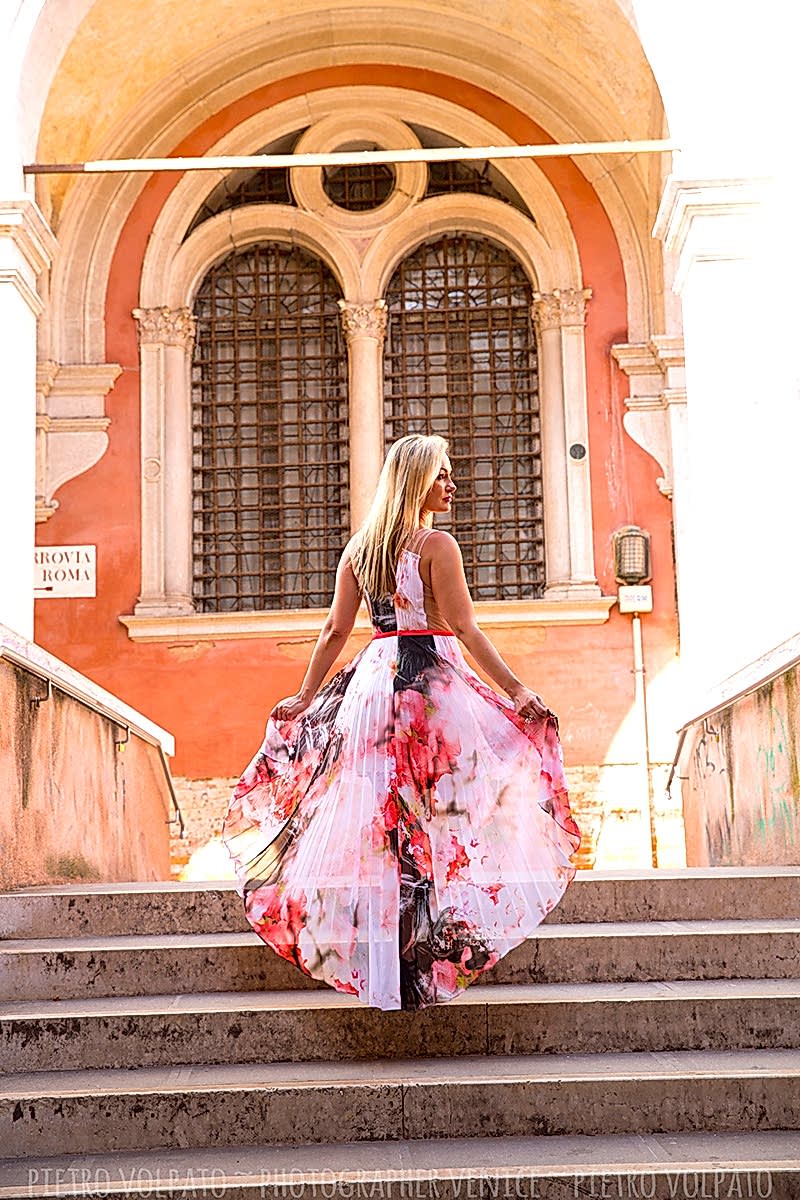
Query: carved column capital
532,287,592,334
133,306,196,350
338,299,388,343
531,292,562,335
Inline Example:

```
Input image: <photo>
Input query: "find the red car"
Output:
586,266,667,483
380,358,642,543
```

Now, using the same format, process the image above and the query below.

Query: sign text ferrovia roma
34,545,97,598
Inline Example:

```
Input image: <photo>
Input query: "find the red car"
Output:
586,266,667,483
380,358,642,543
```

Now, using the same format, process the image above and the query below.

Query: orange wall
1,660,172,887
34,65,677,778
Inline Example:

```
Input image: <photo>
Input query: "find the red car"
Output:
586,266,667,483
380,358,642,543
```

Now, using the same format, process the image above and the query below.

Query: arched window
384,234,544,601
191,243,348,612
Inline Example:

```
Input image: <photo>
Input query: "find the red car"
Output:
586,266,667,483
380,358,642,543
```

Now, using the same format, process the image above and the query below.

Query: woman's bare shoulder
341,532,362,560
425,529,461,557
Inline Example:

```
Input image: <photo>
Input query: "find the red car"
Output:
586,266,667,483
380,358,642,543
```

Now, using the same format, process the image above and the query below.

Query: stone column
655,178,800,695
0,198,57,639
338,300,387,530
532,293,571,593
532,287,599,599
132,306,197,616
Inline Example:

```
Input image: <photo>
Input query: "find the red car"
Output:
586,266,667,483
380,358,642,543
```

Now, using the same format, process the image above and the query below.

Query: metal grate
384,234,544,601
322,161,395,211
192,243,349,612
186,168,293,238
426,160,533,219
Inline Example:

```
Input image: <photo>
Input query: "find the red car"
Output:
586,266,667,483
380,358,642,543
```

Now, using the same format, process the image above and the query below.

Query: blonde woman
223,433,580,1010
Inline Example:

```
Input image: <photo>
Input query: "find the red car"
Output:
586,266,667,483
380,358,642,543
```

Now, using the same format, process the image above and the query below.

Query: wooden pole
23,138,679,175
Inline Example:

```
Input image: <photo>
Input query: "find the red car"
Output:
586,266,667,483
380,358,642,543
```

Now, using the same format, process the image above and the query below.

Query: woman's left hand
509,685,550,723
270,692,312,722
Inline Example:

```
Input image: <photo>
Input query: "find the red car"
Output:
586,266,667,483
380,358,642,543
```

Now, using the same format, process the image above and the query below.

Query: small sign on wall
34,545,97,598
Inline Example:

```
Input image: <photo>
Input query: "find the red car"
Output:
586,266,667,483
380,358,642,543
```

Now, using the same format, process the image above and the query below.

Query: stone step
2,978,800,1074
3,868,800,939
3,1048,800,1158
1,1131,799,1200
2,919,799,1001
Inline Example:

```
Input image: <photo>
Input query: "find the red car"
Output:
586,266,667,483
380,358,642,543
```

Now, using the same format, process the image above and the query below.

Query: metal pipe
631,612,659,868
23,137,679,175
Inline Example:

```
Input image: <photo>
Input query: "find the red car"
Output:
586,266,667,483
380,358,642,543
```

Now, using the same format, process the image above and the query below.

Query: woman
222,433,581,1011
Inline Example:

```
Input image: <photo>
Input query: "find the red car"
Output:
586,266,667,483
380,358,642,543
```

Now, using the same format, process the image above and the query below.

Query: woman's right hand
270,692,312,722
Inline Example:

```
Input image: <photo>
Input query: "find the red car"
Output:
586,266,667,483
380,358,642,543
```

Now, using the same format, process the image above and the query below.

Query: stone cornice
653,177,771,294
611,337,685,380
36,360,59,400
48,363,123,399
654,176,770,251
0,198,58,277
119,596,617,643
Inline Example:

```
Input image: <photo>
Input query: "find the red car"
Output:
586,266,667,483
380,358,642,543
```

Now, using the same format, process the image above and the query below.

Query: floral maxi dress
222,545,581,1011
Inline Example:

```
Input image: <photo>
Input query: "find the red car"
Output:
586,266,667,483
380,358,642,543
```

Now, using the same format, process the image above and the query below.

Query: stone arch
159,206,362,310
40,4,665,364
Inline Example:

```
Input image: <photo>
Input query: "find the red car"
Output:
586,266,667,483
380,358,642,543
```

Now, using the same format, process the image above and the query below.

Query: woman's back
364,527,454,634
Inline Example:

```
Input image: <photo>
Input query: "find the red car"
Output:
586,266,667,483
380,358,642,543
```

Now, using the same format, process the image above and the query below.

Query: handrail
158,744,185,838
0,645,173,752
0,644,183,835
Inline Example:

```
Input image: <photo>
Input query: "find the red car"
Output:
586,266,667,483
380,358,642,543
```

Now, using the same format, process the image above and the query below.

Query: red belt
372,628,455,639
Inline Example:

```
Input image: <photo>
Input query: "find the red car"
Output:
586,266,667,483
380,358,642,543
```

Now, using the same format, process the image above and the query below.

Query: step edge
4,977,800,1020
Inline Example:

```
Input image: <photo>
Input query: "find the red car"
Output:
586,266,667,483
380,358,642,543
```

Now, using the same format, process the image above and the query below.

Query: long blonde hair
351,433,449,599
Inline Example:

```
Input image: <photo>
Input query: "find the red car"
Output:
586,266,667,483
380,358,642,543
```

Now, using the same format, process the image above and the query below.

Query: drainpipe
631,610,658,867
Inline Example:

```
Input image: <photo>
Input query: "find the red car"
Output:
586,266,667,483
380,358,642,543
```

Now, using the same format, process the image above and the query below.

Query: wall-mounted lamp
613,525,652,585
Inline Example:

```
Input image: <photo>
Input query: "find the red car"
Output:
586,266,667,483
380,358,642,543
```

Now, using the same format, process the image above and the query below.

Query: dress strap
407,527,436,555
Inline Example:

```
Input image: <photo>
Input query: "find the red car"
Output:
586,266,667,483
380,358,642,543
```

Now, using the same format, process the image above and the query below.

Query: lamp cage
613,525,651,585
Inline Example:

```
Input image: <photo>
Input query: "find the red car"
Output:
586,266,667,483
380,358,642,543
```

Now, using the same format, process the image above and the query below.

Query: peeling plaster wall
681,667,800,866
0,660,173,888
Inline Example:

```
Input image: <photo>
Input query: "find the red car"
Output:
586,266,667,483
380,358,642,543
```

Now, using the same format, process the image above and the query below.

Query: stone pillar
532,287,599,599
655,178,800,696
532,293,570,592
338,300,387,529
0,198,57,638
132,306,197,616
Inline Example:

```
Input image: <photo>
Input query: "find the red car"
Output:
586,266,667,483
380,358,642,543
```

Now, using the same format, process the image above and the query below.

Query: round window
322,161,395,211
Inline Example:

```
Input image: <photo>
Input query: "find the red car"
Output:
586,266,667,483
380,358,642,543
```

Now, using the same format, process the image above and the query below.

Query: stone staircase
1,869,800,1198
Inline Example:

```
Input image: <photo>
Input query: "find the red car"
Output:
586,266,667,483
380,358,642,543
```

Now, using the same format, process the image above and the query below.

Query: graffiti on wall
682,668,800,866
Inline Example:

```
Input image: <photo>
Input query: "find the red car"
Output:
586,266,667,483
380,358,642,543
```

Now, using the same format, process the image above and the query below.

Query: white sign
34,545,97,598
617,584,653,614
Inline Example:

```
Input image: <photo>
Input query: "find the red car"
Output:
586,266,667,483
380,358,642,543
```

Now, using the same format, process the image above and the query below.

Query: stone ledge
119,596,618,643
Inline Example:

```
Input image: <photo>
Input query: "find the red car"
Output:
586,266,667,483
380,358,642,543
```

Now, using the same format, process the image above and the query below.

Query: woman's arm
428,530,549,721
271,541,364,721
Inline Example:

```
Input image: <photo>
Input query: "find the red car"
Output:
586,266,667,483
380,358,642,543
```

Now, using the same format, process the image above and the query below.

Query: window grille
192,243,349,612
185,168,293,239
384,233,544,601
322,161,395,211
425,160,533,219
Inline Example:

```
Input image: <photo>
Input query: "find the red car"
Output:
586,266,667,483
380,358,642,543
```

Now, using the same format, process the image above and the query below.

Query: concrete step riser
3,876,800,938
13,1169,800,1200
4,1076,800,1158
2,994,798,1073
2,931,799,1001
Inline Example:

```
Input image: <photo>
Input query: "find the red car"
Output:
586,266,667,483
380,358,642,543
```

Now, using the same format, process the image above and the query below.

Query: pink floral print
223,548,581,1010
